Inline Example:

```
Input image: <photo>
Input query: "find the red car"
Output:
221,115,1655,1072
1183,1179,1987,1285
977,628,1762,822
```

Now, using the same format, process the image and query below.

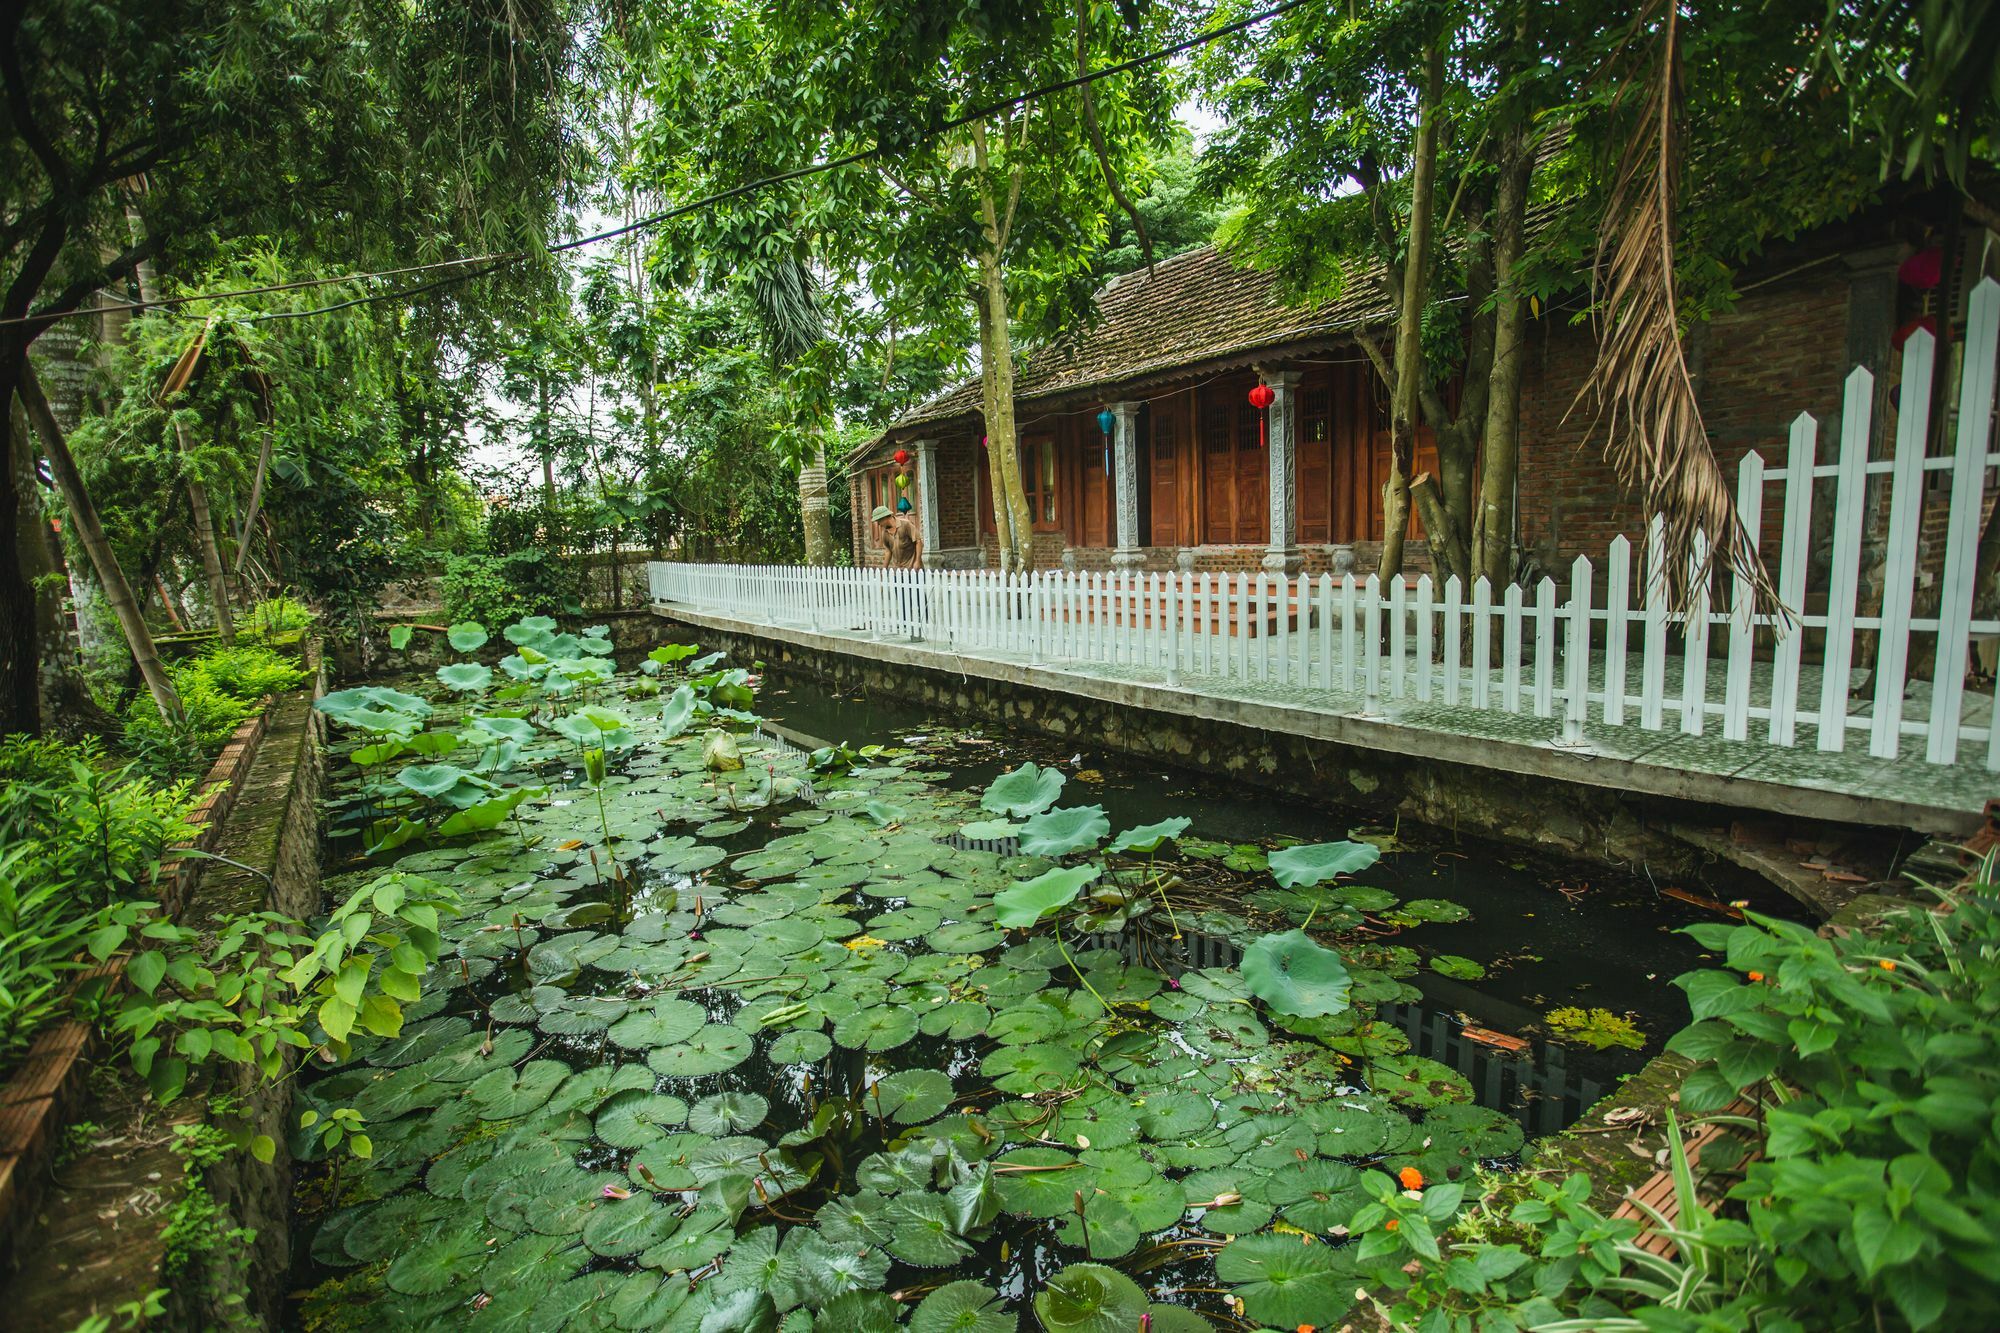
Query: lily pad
645,1023,754,1076
687,1091,769,1135
1214,1233,1358,1327
1266,840,1382,889
1033,1263,1148,1333
1240,929,1353,1018
870,1069,955,1124
1017,805,1110,858
980,763,1066,818
911,1280,1016,1333
992,865,1101,929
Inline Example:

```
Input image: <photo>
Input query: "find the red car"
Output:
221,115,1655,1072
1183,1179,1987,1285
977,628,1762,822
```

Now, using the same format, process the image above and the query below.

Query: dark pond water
291,659,1780,1332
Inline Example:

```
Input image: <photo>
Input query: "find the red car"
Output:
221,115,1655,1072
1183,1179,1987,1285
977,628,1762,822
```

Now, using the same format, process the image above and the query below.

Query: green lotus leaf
1366,1054,1475,1108
596,1091,690,1147
1032,1263,1148,1333
1017,805,1110,858
1214,1232,1359,1327
920,1000,991,1040
979,762,1065,818
882,1196,973,1270
992,1147,1087,1218
1139,1308,1212,1333
660,684,697,738
910,1279,1017,1333
437,661,493,692
1252,1158,1367,1233
870,1069,955,1124
687,1091,769,1135
1420,1102,1526,1164
646,1023,753,1076
1393,897,1472,923
442,620,487,652
422,1027,531,1083
607,997,706,1050
388,624,414,650
470,1058,569,1120
383,1226,485,1295
1240,929,1353,1018
981,1041,1083,1096
767,1028,831,1064
1266,840,1382,889
396,762,475,799
959,817,1023,841
481,1231,583,1290
929,920,1005,952
992,865,1101,929
832,1005,919,1053
1430,953,1486,980
583,1196,680,1258
1105,817,1192,855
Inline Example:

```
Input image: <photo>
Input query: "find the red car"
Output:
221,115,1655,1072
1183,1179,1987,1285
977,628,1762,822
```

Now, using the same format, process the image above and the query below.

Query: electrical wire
5,0,1311,330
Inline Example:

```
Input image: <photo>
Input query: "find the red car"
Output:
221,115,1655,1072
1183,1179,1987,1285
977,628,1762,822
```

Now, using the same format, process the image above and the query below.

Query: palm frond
1577,1,1776,612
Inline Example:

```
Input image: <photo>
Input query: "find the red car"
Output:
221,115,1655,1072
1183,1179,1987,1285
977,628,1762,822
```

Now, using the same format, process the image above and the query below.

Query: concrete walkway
652,602,1994,839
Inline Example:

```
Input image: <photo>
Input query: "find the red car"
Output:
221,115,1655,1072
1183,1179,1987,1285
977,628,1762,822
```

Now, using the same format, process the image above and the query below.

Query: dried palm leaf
1576,1,1777,613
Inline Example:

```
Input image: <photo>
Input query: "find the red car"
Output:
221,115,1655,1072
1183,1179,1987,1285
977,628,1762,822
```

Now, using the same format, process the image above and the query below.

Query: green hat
872,505,893,522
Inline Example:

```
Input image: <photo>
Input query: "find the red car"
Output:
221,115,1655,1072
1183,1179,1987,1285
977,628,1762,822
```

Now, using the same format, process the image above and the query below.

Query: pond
291,625,1742,1332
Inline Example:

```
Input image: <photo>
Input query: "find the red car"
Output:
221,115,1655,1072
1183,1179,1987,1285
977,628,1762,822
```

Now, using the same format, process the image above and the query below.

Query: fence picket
1768,414,1817,745
1534,577,1556,719
1566,557,1594,741
1363,575,1382,711
1680,531,1711,735
1415,575,1434,702
1389,577,1407,700
1443,575,1462,706
1604,536,1630,725
1317,574,1333,691
1641,516,1668,730
1818,365,1875,751
1472,577,1492,709
1502,583,1523,713
1340,576,1358,693
1723,454,1765,741
1932,281,2000,764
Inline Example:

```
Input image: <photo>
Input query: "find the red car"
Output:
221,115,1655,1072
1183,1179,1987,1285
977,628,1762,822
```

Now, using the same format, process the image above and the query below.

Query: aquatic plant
1543,1006,1647,1050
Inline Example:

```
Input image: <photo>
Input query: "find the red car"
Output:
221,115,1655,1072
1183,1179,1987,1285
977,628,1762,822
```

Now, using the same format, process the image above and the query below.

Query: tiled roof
875,244,1392,442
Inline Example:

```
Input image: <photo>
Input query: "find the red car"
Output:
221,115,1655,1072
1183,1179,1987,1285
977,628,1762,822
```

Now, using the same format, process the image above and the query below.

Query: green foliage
120,640,306,777
1362,885,2000,1331
1543,1005,1646,1050
0,736,196,1075
90,870,457,1115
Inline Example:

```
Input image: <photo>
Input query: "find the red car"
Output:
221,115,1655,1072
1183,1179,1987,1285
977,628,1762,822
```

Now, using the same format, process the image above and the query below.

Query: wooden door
1298,370,1334,543
1149,407,1179,546
1078,429,1111,547
1233,398,1266,544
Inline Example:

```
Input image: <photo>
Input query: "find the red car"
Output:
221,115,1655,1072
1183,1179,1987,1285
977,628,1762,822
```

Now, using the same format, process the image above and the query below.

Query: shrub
121,641,308,778
0,737,198,1073
242,594,313,641
440,550,584,626
1356,879,2000,1332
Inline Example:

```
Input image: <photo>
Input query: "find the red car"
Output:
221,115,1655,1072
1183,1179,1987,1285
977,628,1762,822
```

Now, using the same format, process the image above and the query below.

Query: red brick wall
1515,276,1854,568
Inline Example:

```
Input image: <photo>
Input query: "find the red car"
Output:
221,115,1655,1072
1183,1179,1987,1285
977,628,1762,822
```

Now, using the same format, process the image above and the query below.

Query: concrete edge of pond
651,607,1938,913
0,665,327,1332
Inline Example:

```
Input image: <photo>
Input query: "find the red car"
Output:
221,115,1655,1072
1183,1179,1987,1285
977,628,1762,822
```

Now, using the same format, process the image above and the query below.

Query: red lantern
1892,314,1938,351
1898,247,1943,290
893,448,911,466
1247,384,1275,411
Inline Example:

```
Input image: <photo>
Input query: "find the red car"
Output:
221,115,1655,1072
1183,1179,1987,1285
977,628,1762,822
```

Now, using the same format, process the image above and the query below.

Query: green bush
439,550,584,626
0,737,198,1073
1356,880,2000,1331
121,641,308,778
242,594,313,641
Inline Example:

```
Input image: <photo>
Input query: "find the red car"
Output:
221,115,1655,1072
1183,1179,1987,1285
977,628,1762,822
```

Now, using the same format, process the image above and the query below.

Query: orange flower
1398,1167,1424,1190
1747,971,1765,982
1384,1219,1399,1231
1879,959,1897,971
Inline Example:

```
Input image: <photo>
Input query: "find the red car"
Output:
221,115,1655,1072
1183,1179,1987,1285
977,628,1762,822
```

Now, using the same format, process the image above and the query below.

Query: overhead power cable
8,0,1308,330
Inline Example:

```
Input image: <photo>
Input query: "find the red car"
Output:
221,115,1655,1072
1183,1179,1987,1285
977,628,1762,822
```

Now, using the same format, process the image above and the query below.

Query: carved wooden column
913,438,944,568
1260,369,1304,575
1109,402,1144,569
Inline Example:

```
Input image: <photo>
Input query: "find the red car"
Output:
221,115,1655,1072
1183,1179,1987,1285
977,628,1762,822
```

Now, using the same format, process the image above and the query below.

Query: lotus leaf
1105,817,1192,854
641,1206,734,1274
870,1069,955,1124
1017,805,1110,858
1033,1264,1148,1333
958,817,1022,841
992,864,1101,929
919,999,990,1040
832,1005,918,1052
583,1196,680,1258
687,1091,769,1135
607,997,706,1050
979,762,1065,818
1429,953,1486,980
992,1147,1086,1218
1240,929,1353,1018
597,1091,691,1147
384,1226,486,1295
470,1058,569,1119
646,1023,753,1076
767,1028,831,1064
1214,1232,1358,1327
1365,1054,1475,1108
1266,840,1382,889
910,1280,1016,1333
437,662,494,692
423,1027,531,1083
1393,897,1472,923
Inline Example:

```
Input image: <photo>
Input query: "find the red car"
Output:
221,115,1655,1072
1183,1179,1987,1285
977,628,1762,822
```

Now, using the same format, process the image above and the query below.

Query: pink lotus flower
602,1185,631,1200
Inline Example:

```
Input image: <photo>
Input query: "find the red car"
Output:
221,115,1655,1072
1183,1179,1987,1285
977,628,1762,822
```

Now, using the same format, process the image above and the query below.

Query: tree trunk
1378,45,1444,580
1474,134,1534,585
20,362,182,720
182,444,237,643
1410,473,1471,588
971,121,1037,574
234,424,273,578
799,436,836,564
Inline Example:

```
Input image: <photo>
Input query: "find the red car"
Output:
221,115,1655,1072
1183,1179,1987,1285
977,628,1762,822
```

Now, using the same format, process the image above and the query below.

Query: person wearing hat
873,504,922,571
872,503,924,638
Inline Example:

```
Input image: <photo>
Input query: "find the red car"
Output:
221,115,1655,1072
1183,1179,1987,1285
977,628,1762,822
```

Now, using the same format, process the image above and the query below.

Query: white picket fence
653,278,2000,772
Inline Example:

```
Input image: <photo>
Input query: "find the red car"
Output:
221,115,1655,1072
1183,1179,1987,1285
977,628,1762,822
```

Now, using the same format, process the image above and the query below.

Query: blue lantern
896,496,912,513
1096,407,1116,471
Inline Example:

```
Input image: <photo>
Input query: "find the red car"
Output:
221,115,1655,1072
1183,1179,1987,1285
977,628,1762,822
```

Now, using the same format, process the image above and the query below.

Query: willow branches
1578,1,1776,611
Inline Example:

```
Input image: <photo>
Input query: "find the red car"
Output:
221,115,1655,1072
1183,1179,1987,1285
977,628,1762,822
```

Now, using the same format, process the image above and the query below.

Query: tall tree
0,0,591,735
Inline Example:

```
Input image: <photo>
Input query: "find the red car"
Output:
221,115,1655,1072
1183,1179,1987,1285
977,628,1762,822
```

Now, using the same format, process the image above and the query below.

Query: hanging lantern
1892,314,1938,351
893,447,911,466
979,434,988,454
896,496,912,513
1897,247,1943,290
895,472,909,489
1248,382,1275,449
1096,408,1116,471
